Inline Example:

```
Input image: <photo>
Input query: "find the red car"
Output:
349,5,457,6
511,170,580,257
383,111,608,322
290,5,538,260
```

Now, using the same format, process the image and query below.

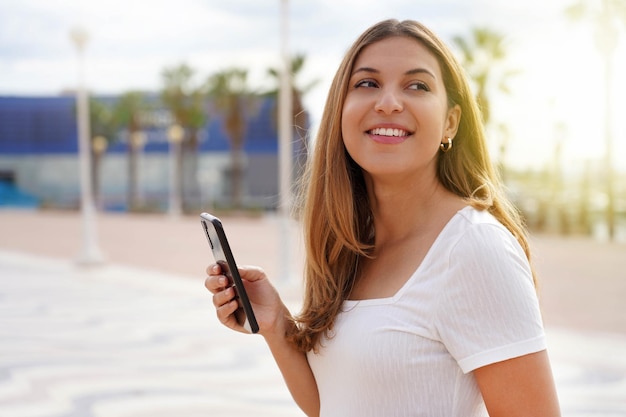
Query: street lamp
277,0,294,281
70,27,104,265
167,124,184,218
92,135,108,154
278,0,292,217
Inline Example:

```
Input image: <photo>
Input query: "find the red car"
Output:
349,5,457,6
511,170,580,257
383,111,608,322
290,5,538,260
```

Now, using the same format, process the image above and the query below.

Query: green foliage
566,0,625,54
265,53,318,135
111,91,147,133
161,63,207,130
205,68,257,149
89,99,116,144
566,0,626,25
155,57,317,209
265,53,319,97
452,27,518,126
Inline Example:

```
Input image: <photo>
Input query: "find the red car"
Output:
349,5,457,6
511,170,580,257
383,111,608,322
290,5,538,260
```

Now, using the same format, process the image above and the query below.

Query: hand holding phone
201,212,259,334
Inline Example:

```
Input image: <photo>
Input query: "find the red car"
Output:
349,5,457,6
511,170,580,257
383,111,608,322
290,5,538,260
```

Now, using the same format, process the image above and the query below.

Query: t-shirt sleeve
433,222,546,374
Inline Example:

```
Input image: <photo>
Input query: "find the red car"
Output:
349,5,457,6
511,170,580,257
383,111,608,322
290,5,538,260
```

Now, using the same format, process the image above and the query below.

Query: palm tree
267,53,318,136
453,27,519,182
89,98,117,209
111,91,147,212
566,0,626,240
161,63,208,211
205,68,257,209
452,28,517,128
266,53,318,179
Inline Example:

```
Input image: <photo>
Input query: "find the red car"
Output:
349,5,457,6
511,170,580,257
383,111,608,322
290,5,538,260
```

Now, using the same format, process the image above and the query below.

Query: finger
212,286,236,308
205,263,221,276
204,274,229,294
216,298,239,326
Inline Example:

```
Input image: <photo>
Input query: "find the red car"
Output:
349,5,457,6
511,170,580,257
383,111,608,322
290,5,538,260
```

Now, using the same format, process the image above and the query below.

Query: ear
444,104,461,139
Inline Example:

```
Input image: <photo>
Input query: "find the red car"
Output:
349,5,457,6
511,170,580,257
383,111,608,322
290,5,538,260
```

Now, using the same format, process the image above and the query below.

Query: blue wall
0,96,78,154
0,95,284,156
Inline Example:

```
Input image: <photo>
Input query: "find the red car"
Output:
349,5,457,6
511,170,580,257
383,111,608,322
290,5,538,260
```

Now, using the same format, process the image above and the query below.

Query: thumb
237,265,267,282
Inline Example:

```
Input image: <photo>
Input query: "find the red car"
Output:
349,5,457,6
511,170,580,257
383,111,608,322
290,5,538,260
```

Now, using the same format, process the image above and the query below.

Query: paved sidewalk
1,210,626,416
0,250,304,417
1,210,625,334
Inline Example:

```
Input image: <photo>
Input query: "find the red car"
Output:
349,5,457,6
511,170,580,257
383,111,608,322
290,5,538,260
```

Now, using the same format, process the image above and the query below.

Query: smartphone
200,212,259,334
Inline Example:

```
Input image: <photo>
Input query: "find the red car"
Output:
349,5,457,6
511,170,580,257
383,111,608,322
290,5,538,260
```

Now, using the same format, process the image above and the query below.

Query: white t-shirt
307,206,546,417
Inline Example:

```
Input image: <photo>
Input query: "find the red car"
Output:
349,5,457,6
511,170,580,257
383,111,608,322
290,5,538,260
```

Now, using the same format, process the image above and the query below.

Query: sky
1,0,625,172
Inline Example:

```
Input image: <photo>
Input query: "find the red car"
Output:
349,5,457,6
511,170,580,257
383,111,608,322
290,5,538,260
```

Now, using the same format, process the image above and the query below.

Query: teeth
370,128,408,137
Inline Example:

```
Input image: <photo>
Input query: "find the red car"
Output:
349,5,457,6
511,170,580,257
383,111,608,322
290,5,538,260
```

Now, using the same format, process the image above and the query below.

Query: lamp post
278,0,292,217
70,27,104,265
167,124,184,218
277,0,294,281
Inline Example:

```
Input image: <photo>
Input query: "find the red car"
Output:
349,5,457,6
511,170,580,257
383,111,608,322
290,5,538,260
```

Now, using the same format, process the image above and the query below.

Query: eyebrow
351,66,436,79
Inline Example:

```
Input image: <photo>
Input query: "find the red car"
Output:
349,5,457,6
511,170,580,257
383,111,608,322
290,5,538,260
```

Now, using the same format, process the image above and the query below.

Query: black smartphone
200,212,259,334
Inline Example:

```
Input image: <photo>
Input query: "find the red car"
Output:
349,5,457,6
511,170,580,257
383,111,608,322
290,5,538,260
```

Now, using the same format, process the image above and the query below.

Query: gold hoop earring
440,137,453,152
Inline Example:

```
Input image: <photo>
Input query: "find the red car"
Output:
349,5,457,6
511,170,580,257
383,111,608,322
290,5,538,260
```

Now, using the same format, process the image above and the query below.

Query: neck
365,173,463,246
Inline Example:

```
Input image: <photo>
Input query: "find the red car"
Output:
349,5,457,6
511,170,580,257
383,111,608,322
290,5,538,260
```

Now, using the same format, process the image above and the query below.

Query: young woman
206,19,561,417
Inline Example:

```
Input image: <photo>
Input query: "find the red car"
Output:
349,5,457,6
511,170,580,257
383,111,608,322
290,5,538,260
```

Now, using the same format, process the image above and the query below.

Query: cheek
340,109,355,146
341,97,365,140
340,116,359,164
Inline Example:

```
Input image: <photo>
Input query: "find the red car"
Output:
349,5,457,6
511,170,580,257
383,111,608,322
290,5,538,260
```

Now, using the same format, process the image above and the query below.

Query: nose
374,87,403,114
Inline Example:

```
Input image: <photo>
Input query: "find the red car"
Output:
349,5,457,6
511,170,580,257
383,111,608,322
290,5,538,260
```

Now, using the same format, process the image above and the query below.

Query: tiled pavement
0,251,303,417
1,211,625,416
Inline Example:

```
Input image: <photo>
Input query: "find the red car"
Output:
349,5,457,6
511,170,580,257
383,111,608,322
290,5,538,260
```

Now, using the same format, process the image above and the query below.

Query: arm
474,350,561,417
264,314,320,417
205,264,320,416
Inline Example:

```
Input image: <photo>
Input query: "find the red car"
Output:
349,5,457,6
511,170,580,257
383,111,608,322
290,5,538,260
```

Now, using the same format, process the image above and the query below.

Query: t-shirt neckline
344,205,471,307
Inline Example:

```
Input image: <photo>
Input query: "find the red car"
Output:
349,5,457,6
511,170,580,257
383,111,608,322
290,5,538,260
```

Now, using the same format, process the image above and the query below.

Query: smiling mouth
368,127,412,137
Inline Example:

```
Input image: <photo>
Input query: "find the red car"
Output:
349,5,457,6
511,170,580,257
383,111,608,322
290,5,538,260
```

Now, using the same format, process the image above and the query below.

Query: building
0,95,308,211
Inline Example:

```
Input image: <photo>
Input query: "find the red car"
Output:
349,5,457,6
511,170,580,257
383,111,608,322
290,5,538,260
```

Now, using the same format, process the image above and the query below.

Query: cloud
0,0,550,94
1,0,623,170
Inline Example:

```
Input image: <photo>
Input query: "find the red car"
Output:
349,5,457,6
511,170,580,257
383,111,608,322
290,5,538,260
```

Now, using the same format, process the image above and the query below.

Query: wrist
263,305,296,346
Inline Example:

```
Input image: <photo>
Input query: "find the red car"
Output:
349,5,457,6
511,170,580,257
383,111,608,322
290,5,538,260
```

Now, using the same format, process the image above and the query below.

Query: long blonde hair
290,19,533,352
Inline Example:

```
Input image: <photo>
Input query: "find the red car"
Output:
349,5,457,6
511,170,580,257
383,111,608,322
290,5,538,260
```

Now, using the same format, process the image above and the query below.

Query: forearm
264,317,320,416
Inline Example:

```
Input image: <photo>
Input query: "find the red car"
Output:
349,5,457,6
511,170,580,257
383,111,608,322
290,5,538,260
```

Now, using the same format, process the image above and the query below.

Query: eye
354,79,379,89
408,81,430,92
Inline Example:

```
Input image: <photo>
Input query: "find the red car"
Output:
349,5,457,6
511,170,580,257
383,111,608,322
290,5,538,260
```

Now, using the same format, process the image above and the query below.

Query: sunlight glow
475,19,625,173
